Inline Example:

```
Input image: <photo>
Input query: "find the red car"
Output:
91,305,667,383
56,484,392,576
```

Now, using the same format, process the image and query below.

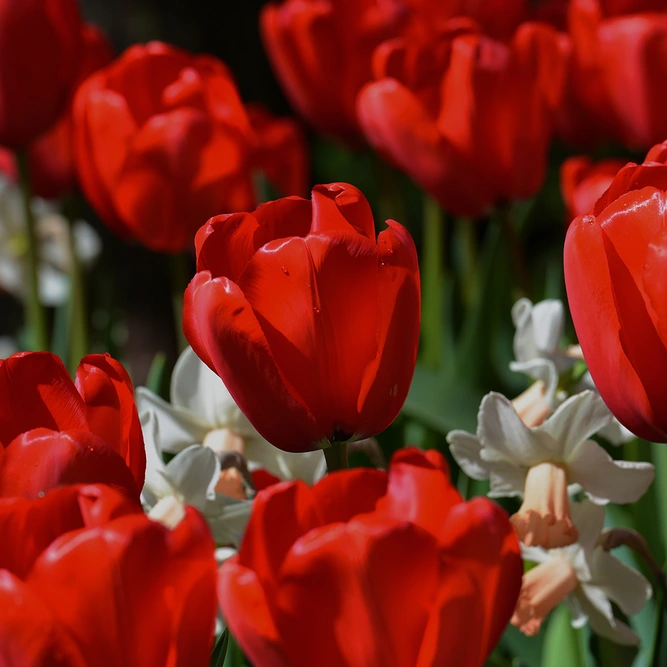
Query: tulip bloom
0,484,217,666
0,0,81,149
567,1,667,149
73,42,257,253
560,156,626,222
0,352,145,498
219,448,522,667
564,141,667,442
357,22,564,217
184,183,420,452
0,23,113,199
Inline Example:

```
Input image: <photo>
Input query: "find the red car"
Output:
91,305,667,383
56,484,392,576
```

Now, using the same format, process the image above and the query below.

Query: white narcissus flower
512,500,652,645
510,297,636,445
0,176,101,306
447,391,654,549
137,346,326,547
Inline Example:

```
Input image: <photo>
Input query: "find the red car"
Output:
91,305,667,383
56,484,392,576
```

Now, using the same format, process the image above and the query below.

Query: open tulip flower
447,391,654,549
512,500,652,644
184,182,420,454
137,346,325,544
0,352,145,500
357,21,564,217
0,0,82,149
218,448,522,667
0,483,217,666
565,140,667,442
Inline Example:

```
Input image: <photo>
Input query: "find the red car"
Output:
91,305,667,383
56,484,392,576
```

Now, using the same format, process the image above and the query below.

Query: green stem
324,441,348,473
455,217,478,307
169,252,190,353
16,152,48,351
64,202,88,373
497,202,530,299
421,195,444,370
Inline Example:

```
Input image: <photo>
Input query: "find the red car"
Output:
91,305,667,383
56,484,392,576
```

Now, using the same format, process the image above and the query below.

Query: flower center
511,556,578,636
148,495,186,529
511,461,578,549
512,380,550,428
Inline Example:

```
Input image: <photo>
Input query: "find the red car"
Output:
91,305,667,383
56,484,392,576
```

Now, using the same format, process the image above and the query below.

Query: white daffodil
510,298,636,444
447,390,654,549
512,500,652,645
510,298,575,402
0,176,101,306
137,346,326,546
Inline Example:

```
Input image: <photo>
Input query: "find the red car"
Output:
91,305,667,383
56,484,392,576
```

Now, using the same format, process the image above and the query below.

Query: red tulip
73,41,257,253
0,0,82,150
0,483,217,667
260,0,406,145
184,182,420,452
566,1,667,149
560,155,626,221
357,22,564,217
0,352,145,498
564,140,667,442
219,447,522,667
247,103,310,197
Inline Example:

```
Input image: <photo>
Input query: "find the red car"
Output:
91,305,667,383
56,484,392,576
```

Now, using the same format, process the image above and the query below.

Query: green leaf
403,363,482,435
145,352,171,400
211,629,229,667
501,624,543,667
542,606,589,667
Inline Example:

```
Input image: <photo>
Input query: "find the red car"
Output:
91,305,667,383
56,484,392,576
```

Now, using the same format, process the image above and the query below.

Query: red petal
565,201,667,441
0,571,86,666
183,272,322,451
75,354,145,490
27,507,216,667
251,468,282,491
238,231,379,438
357,221,420,436
437,498,522,661
0,428,140,501
310,183,376,240
218,559,289,667
0,352,86,447
274,518,442,667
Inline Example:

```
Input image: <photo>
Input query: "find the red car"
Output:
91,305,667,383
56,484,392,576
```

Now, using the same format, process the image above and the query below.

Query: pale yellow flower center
148,495,186,529
511,557,578,636
203,428,248,500
512,380,550,428
511,462,578,548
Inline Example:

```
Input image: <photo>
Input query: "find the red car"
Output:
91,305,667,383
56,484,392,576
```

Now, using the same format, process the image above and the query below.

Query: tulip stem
16,152,48,351
324,441,348,473
421,195,444,370
63,200,88,374
169,252,190,353
497,202,530,299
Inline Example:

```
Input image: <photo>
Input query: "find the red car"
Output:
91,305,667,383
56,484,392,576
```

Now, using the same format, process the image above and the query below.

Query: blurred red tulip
260,0,406,145
358,22,564,217
0,483,217,667
564,140,667,442
0,0,82,150
0,352,145,498
73,41,257,253
566,0,667,149
184,182,420,452
219,447,522,667
560,155,626,221
247,103,310,197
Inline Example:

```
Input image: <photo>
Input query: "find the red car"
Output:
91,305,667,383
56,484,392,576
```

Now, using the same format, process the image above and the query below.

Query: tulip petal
275,518,442,667
238,232,379,438
0,352,86,447
217,560,288,667
0,428,141,501
566,189,667,441
76,354,146,490
0,571,86,667
357,221,420,435
310,183,376,240
27,507,216,667
183,272,323,451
